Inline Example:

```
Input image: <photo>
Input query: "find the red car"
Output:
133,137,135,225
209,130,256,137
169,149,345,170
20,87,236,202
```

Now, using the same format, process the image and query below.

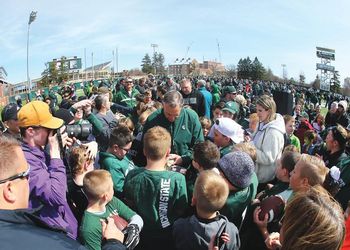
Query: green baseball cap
222,101,239,114
223,86,237,95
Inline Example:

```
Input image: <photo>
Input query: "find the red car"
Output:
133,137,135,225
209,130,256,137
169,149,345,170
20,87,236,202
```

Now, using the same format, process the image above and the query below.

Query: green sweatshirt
124,168,188,240
99,151,136,198
139,108,204,167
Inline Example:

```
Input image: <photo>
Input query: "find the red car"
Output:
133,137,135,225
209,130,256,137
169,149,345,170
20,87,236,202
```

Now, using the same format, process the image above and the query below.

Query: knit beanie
217,151,254,189
338,100,348,111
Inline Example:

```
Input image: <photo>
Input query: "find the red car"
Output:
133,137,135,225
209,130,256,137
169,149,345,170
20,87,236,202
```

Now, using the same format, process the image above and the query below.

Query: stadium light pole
151,44,158,75
27,11,37,91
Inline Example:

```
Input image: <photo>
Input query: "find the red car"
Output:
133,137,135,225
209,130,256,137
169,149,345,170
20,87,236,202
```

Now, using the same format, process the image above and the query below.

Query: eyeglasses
118,145,130,153
0,165,30,184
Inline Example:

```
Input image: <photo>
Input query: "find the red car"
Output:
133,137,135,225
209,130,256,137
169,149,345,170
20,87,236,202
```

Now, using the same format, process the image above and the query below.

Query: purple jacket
21,142,78,239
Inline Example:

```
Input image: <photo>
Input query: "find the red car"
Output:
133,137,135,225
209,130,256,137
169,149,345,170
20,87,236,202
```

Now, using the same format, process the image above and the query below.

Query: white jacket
253,114,286,183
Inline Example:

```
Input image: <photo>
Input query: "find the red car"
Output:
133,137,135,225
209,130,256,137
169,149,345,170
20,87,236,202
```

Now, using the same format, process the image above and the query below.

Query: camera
65,124,92,140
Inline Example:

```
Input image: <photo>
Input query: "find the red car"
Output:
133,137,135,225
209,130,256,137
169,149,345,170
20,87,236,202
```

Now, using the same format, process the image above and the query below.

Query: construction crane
185,42,193,62
216,39,222,63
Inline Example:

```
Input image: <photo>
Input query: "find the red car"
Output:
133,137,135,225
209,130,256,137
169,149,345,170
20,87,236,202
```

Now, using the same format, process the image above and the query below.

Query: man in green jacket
135,90,204,168
113,78,139,109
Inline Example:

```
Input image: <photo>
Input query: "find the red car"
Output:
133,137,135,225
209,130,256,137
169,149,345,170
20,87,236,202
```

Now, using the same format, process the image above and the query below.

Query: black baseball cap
1,103,18,122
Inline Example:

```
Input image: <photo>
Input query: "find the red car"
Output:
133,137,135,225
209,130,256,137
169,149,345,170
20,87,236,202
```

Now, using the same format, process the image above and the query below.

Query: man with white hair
136,90,204,168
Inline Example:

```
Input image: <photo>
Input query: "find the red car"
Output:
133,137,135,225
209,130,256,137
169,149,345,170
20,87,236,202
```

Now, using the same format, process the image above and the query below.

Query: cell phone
214,219,227,249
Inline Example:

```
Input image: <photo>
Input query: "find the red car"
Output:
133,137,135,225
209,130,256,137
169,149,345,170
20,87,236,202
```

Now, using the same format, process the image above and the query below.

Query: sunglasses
0,165,30,184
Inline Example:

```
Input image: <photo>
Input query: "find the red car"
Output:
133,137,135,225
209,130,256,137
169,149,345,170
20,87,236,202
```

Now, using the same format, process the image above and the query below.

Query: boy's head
199,117,212,137
303,130,317,145
212,102,225,122
275,151,301,182
192,141,220,171
83,170,113,204
289,154,328,192
233,142,257,163
283,115,295,136
143,126,171,161
249,113,259,133
217,151,254,190
192,170,229,214
283,144,300,153
213,117,243,147
108,125,134,159
118,117,135,134
69,145,95,178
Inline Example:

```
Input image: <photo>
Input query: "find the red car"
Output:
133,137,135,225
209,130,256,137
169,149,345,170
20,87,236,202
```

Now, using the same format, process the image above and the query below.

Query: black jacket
0,208,126,250
181,90,206,118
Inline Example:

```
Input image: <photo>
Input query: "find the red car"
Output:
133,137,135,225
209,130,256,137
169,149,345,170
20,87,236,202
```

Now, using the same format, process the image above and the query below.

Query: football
258,195,285,223
111,214,129,231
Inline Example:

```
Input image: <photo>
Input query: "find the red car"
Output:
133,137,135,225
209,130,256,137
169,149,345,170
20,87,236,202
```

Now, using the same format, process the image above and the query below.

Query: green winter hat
222,101,239,114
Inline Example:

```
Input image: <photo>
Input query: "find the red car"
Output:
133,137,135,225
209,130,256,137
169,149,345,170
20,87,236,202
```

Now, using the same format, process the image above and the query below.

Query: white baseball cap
213,117,244,144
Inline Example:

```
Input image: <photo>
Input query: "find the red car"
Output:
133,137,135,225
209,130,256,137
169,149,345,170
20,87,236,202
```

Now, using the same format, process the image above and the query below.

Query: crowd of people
0,75,350,250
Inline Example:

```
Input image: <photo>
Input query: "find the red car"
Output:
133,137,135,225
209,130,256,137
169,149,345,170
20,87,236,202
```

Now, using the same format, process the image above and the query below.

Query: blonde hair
69,145,93,177
143,126,171,160
119,117,135,133
283,144,300,153
83,170,112,202
193,170,229,213
199,116,212,130
256,95,276,123
281,186,345,250
249,113,259,123
0,136,20,179
298,154,328,187
234,94,247,106
233,142,257,163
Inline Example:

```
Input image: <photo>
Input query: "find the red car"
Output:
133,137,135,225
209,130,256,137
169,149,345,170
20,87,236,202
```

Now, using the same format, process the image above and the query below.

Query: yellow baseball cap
17,101,63,129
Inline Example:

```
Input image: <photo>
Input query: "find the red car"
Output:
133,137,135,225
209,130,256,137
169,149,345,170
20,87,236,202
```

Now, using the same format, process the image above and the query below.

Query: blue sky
1,0,350,84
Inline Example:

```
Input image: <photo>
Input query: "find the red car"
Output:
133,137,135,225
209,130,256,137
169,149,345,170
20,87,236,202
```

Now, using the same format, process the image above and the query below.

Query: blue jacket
0,208,84,249
0,208,126,250
199,86,213,118
21,142,78,239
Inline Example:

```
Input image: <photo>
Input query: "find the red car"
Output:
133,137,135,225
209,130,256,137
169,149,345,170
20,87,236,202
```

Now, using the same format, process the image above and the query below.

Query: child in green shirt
284,115,301,152
124,126,188,250
99,125,136,199
80,170,143,250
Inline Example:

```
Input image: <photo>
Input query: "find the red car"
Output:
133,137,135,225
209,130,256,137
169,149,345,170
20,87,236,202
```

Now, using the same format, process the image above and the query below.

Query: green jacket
99,151,136,198
335,156,350,210
113,88,139,108
211,84,221,105
139,108,204,167
220,173,258,226
220,143,235,157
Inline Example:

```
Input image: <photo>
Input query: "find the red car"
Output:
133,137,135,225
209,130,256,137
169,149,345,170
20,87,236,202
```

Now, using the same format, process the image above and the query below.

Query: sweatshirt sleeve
256,129,283,165
28,157,67,207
